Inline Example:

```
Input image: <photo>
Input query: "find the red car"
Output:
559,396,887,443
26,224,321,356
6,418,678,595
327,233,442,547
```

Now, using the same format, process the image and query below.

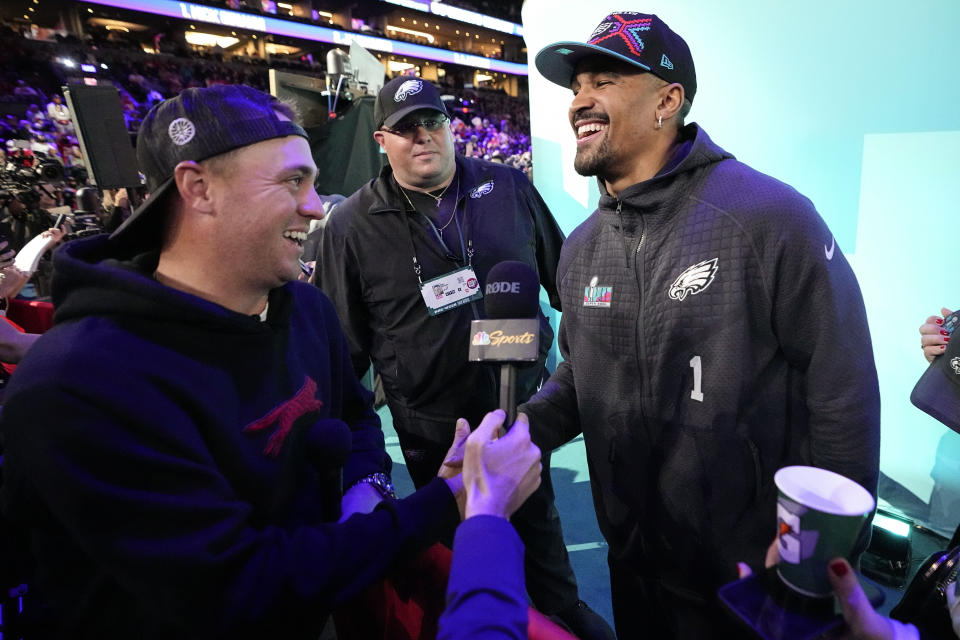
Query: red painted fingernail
829,560,849,577
936,318,944,325
942,330,951,336
946,337,951,343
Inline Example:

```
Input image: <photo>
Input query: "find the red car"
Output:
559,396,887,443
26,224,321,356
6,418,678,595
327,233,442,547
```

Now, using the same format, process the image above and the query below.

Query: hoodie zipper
616,197,649,420
616,200,630,267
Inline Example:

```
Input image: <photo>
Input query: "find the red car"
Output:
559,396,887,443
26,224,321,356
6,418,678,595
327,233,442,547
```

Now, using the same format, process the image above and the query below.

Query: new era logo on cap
661,54,674,69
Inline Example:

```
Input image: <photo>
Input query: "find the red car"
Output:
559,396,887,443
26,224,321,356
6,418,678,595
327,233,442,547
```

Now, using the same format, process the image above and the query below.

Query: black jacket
520,125,881,596
317,156,565,432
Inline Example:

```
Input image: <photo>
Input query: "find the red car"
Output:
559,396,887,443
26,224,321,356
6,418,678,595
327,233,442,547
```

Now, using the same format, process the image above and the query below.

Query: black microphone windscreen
484,260,539,319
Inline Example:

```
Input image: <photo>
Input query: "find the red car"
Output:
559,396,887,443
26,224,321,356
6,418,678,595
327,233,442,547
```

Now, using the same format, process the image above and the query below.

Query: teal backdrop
522,0,960,535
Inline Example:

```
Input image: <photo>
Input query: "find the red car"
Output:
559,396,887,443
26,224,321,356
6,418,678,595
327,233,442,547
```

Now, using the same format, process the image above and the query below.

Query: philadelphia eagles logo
469,180,494,198
394,79,423,102
668,258,719,301
951,357,960,375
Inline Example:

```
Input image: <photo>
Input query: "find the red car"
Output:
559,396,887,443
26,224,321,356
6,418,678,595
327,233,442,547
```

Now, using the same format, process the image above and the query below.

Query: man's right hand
462,409,541,520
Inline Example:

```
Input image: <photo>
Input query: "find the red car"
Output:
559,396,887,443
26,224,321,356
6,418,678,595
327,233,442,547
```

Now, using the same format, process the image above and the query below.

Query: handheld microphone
468,261,540,429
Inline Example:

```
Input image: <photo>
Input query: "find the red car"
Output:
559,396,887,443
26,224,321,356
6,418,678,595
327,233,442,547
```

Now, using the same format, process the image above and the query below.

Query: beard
573,134,613,178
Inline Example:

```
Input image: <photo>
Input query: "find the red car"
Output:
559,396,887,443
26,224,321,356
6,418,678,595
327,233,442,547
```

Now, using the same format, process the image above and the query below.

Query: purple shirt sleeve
438,515,528,640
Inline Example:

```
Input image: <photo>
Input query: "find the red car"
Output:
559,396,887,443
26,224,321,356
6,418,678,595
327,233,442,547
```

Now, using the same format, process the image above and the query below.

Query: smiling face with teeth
183,135,323,310
216,136,323,291
568,56,684,196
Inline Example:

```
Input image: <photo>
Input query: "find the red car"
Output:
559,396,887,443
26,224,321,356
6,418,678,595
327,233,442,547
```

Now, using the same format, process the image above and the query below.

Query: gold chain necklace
398,177,460,232
426,180,452,205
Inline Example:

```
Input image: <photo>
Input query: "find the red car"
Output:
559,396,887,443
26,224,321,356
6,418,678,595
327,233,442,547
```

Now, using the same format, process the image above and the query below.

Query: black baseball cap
535,12,697,103
911,336,960,433
112,84,308,248
374,76,448,130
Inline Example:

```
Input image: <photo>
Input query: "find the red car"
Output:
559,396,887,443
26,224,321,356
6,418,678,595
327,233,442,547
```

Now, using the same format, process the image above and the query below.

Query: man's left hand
438,418,471,479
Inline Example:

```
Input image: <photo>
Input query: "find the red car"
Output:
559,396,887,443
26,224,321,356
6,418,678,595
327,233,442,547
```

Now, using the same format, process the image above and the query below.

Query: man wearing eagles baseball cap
519,11,881,638
0,84,551,637
316,76,614,638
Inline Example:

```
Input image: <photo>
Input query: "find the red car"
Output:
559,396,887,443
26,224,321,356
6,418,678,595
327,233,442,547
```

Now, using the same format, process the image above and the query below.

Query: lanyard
398,177,474,284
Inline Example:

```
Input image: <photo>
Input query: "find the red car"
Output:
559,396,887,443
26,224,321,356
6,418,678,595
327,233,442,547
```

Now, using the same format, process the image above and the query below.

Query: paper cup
774,466,875,597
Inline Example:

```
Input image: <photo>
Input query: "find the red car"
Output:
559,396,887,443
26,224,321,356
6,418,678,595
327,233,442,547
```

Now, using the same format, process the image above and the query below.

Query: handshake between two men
440,410,543,521
338,409,542,525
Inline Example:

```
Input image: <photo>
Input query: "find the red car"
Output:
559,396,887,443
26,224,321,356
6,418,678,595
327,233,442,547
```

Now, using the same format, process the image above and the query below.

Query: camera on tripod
1,144,66,207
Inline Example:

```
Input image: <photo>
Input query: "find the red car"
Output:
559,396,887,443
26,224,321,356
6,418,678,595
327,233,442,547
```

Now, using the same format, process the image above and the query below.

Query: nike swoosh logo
824,237,835,261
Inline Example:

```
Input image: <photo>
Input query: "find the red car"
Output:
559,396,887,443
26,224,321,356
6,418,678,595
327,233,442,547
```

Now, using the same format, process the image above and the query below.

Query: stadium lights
185,31,239,48
386,25,434,43
58,58,76,68
82,0,528,75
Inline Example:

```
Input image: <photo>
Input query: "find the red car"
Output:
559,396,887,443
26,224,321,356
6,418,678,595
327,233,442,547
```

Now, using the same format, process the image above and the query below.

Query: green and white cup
774,466,875,598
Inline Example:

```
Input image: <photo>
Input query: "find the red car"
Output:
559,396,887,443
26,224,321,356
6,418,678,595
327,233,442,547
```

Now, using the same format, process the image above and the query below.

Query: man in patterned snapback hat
520,11,881,639
536,11,696,105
